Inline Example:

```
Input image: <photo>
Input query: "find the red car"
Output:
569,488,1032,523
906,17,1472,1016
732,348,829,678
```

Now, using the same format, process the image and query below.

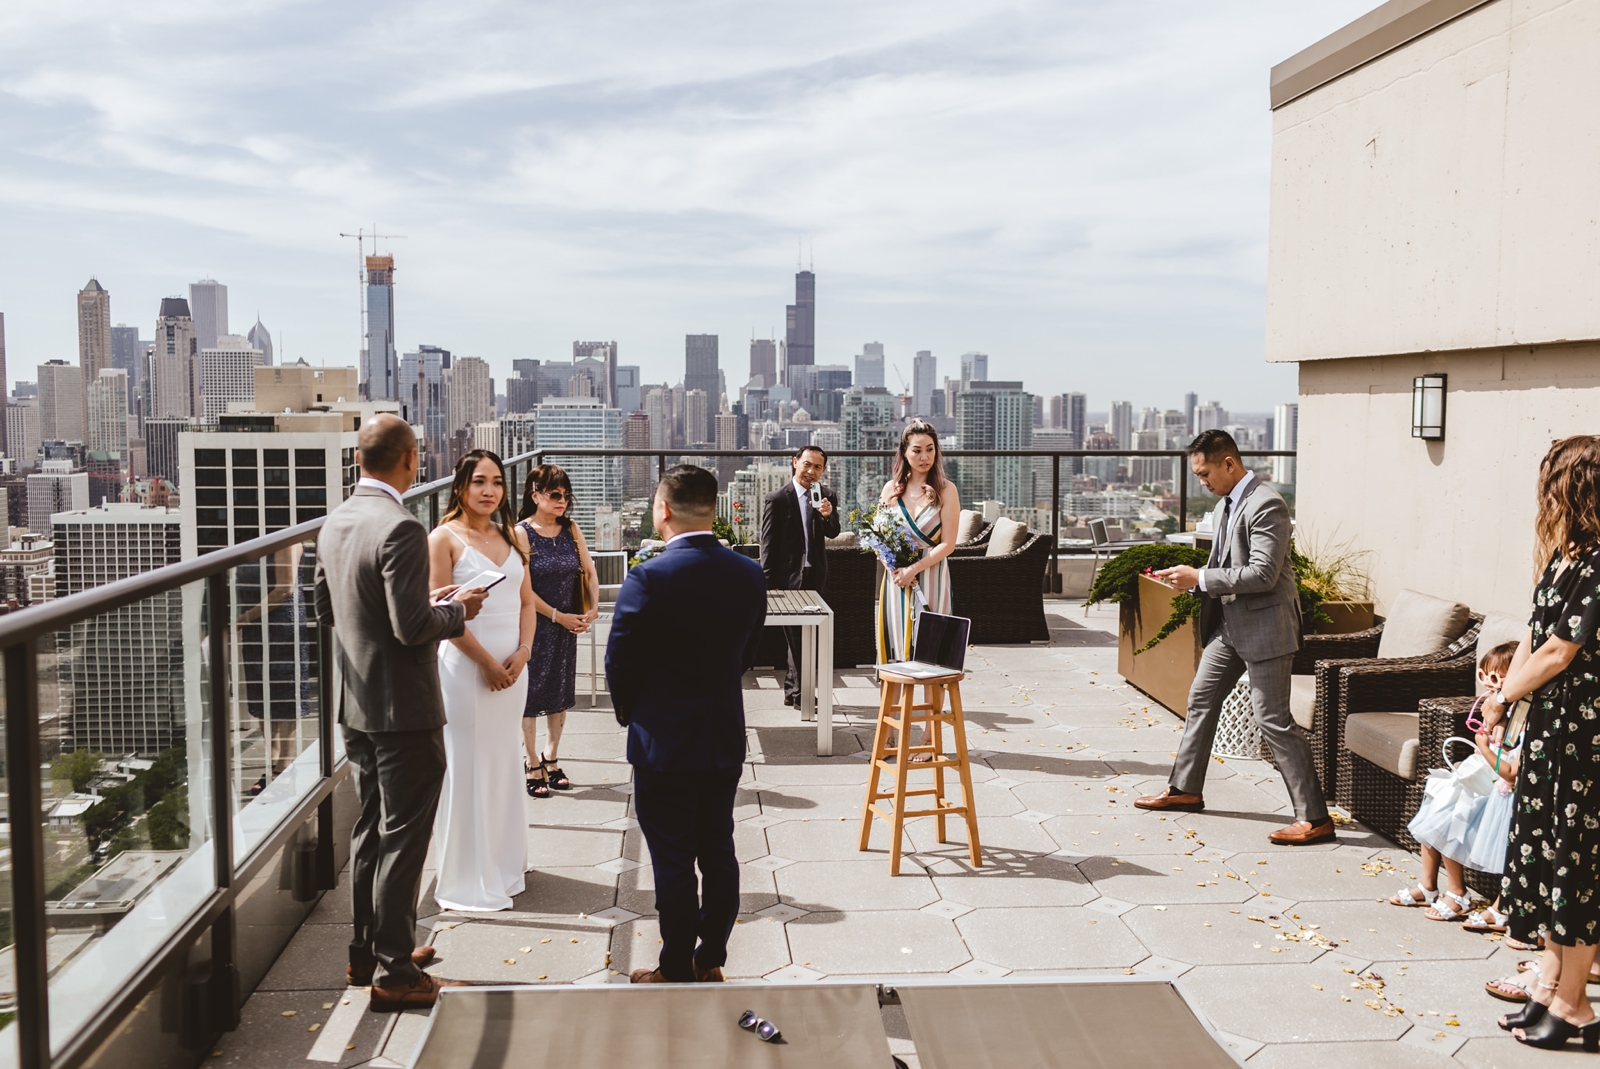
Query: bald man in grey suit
314,414,487,1010
1134,430,1334,847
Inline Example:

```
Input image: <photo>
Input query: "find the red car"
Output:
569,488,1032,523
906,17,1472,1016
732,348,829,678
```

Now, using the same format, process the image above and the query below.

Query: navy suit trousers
634,765,742,981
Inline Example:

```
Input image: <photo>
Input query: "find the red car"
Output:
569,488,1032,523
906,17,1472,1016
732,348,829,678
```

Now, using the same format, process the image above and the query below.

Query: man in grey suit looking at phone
1134,429,1334,847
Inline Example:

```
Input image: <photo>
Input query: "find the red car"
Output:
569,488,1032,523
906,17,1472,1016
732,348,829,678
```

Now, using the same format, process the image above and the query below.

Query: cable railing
0,450,545,1069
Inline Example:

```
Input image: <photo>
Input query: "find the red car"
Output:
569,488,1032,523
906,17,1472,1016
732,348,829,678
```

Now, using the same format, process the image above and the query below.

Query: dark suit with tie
760,481,840,701
1169,476,1327,823
605,532,767,980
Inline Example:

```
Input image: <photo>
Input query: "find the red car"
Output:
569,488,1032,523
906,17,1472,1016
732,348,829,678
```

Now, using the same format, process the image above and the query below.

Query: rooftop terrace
215,601,1529,1069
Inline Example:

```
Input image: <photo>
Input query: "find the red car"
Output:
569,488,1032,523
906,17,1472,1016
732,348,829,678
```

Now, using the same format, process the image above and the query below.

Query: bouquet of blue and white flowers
850,505,923,571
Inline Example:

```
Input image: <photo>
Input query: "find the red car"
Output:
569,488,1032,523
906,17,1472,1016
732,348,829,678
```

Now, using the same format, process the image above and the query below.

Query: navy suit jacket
605,533,767,771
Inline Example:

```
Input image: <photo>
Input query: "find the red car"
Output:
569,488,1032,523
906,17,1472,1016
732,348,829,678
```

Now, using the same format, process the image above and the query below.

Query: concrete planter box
1117,574,1201,717
1314,599,1375,634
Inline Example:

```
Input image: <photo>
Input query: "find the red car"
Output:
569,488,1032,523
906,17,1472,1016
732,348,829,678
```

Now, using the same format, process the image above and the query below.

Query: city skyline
0,3,1376,411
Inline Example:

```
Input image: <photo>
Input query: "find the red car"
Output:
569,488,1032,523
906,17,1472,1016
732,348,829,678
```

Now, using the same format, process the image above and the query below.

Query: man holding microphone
760,445,840,708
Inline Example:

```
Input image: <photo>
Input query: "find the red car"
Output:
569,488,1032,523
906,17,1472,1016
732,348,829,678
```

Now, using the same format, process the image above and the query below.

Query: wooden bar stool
859,669,981,875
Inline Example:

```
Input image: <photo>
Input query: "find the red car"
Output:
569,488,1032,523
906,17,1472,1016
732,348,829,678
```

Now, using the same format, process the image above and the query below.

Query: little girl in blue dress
1389,641,1521,922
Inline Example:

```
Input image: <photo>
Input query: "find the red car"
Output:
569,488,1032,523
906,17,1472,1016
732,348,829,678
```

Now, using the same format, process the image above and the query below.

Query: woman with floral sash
876,419,960,663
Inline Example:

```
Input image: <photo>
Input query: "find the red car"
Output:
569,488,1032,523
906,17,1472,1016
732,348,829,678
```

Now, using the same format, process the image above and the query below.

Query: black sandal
542,754,571,791
1514,1011,1600,1051
526,763,550,799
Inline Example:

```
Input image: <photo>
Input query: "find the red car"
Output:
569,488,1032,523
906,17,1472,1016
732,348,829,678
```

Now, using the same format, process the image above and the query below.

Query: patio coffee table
766,589,836,756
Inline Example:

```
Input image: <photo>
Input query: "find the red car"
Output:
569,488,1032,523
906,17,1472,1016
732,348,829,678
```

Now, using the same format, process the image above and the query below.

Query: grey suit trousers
1170,626,1328,824
343,725,447,986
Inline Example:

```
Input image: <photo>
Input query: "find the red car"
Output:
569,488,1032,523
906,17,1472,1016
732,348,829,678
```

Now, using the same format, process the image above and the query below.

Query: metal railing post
1050,454,1061,593
205,572,240,1032
6,639,50,1069
1178,459,1188,534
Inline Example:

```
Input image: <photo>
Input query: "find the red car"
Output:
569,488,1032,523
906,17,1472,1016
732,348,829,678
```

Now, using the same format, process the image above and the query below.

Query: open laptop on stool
877,612,971,680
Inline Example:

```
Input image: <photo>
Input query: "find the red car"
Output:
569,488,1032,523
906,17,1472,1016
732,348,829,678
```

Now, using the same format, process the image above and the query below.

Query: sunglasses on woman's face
540,490,570,501
737,1010,781,1042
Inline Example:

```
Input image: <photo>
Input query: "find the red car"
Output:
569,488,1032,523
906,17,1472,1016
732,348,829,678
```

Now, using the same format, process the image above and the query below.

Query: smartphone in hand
809,483,823,507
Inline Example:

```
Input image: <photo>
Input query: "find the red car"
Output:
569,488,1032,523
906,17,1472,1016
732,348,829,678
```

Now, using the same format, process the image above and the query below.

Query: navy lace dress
1503,548,1600,946
520,521,579,717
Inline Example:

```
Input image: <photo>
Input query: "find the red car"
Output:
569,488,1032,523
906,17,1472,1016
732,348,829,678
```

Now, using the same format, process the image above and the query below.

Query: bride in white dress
426,450,538,911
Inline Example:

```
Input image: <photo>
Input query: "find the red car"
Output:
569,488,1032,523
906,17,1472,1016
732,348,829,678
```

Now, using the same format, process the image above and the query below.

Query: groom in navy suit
606,465,767,983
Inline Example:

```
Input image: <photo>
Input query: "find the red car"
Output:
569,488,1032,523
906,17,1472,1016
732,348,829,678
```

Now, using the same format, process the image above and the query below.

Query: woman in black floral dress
1486,435,1600,1050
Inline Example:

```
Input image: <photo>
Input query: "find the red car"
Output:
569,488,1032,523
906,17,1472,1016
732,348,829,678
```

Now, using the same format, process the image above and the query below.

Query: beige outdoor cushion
985,517,1030,557
956,509,986,544
1473,610,1527,692
1289,675,1317,730
1345,712,1421,780
1375,589,1471,659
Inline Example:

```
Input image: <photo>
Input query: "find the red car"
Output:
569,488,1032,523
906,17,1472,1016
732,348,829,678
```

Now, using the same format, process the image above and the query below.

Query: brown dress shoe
630,967,672,984
1268,819,1336,846
367,972,468,1012
1133,789,1205,813
347,946,437,987
692,963,726,982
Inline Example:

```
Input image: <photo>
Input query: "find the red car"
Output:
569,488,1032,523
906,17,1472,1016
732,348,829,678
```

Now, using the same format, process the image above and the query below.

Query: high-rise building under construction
362,256,398,401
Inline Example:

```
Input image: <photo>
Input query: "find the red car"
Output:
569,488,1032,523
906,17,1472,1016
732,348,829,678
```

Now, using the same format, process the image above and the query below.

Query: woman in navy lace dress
517,465,599,797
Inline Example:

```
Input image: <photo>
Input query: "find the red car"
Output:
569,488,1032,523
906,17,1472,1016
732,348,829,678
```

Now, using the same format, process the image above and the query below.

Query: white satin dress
433,531,530,911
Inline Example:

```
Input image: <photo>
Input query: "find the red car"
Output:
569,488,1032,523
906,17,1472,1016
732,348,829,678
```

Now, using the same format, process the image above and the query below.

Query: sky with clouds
0,0,1373,414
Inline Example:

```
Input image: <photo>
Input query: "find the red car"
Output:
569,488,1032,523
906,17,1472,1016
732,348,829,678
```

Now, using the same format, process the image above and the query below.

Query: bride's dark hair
441,449,527,565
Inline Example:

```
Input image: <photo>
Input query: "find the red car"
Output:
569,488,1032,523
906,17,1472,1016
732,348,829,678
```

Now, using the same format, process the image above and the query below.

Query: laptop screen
911,612,971,670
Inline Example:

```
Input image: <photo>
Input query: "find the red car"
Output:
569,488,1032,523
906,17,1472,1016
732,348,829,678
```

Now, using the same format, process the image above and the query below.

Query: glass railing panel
226,539,325,862
0,656,17,1065
32,577,217,1054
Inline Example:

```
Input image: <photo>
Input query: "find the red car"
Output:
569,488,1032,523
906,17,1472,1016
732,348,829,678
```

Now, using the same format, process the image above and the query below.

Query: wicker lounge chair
948,533,1053,644
1285,590,1481,800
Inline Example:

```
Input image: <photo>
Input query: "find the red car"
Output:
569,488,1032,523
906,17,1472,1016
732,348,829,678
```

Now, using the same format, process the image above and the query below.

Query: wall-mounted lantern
1411,373,1447,440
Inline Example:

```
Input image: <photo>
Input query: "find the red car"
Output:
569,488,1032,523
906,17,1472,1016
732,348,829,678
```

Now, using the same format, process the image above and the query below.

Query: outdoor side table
765,589,836,756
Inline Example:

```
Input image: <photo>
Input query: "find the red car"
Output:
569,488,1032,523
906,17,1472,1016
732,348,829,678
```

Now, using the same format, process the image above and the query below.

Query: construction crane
338,227,407,397
892,364,910,393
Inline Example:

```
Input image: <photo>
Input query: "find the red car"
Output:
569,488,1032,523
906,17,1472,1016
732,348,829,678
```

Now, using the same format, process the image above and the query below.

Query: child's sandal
1388,884,1437,907
1464,906,1510,932
1425,891,1473,922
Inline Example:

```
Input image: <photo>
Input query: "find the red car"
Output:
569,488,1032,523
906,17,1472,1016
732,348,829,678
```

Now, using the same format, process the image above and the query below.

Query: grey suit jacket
1197,477,1302,663
313,485,466,733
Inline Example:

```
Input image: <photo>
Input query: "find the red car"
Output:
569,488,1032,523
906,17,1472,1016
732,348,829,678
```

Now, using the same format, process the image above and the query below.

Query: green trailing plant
1089,541,1337,654
711,516,736,543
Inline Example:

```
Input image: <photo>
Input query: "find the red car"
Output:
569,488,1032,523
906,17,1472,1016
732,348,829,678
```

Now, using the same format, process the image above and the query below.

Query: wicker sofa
1286,591,1483,801
948,532,1053,644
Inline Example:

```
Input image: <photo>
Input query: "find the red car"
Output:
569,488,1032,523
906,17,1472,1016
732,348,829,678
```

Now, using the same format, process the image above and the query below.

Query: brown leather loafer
1268,819,1336,846
367,972,468,1012
630,967,672,984
348,946,437,987
692,963,726,982
1133,789,1205,813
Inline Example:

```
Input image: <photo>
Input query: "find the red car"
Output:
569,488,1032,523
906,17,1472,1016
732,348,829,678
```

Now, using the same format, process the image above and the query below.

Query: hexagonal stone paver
1225,849,1425,902
956,907,1147,971
430,920,609,983
1284,899,1498,964
776,859,939,912
765,817,875,860
509,866,618,916
786,910,970,974
1244,1040,1459,1069
527,826,624,868
1077,853,1261,906
1177,963,1415,1044
929,860,1097,908
1120,903,1327,966
1039,812,1197,855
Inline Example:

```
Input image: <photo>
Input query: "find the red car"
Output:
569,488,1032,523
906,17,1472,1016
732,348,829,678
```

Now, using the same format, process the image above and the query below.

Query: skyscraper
573,341,618,407
684,389,709,448
151,297,198,418
749,339,777,387
1063,393,1088,443
624,411,652,497
200,336,261,418
784,270,815,383
111,324,143,417
532,398,623,531
87,369,130,456
400,345,450,478
53,503,183,754
1183,392,1199,434
959,352,989,386
614,365,641,413
7,401,40,474
78,280,113,434
247,317,274,366
912,351,936,416
643,387,670,450
362,256,397,401
38,360,86,444
0,312,8,457
684,335,719,443
1194,401,1228,433
188,279,228,353
28,461,90,534
1273,402,1299,486
955,382,1032,506
447,356,494,436
1109,401,1133,450
856,342,885,389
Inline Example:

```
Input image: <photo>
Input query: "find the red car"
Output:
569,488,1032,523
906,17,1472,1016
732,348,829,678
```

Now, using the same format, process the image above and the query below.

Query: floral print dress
1503,547,1600,946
